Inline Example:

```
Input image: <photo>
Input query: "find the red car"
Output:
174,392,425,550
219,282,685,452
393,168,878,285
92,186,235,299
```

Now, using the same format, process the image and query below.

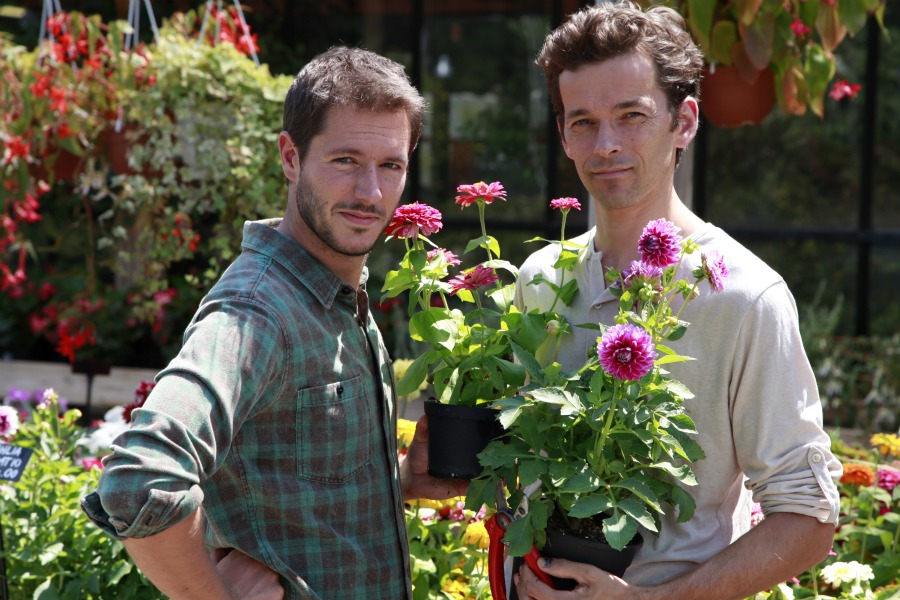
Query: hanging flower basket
700,65,776,128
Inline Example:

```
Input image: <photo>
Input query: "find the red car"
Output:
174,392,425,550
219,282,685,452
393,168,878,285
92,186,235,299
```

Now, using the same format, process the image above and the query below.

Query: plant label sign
0,442,33,483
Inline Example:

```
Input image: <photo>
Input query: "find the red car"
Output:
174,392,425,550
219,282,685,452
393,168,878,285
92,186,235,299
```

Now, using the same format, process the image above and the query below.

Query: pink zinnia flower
638,219,682,269
549,197,581,212
877,467,900,492
455,181,507,207
384,202,443,240
0,405,20,438
597,324,655,381
427,248,461,266
448,265,498,295
750,502,764,527
700,252,729,293
82,457,105,471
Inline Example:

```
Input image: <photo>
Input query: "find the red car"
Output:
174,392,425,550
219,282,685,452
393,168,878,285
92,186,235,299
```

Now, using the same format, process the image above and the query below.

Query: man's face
558,51,693,212
289,105,410,258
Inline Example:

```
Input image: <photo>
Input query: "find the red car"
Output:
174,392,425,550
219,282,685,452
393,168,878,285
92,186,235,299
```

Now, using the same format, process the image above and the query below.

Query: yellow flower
870,433,900,458
397,418,417,450
462,520,490,549
413,497,465,511
440,577,470,599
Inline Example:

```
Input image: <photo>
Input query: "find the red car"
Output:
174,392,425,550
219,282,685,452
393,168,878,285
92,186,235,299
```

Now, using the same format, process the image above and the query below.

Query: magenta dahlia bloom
0,405,20,438
597,324,655,381
620,260,663,291
427,248,461,266
700,252,729,293
448,264,498,295
384,202,443,240
454,181,507,207
549,197,581,212
637,219,682,269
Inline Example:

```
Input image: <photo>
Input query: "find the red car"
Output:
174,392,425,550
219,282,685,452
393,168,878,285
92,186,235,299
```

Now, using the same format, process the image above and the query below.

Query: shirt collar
240,219,367,310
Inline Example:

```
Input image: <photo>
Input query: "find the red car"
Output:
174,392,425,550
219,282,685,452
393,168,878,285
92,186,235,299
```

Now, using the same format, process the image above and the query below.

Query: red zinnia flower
448,265,498,295
638,219,682,269
385,202,443,240
455,181,507,207
597,324,655,381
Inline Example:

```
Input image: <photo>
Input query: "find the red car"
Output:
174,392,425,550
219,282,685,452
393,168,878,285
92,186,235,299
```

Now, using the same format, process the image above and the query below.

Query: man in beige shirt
514,3,840,599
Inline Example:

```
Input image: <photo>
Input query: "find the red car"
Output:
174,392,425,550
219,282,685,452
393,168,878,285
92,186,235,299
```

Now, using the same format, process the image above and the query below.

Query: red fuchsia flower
123,380,156,424
385,202,443,240
597,324,655,381
3,136,30,165
638,219,682,269
448,264,498,295
790,18,812,38
427,248,461,266
550,197,581,212
454,181,507,207
829,80,862,101
700,251,729,293
877,466,900,492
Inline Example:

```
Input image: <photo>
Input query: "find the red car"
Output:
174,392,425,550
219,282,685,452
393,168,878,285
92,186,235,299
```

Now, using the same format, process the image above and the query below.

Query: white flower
77,406,128,456
0,405,20,438
820,560,874,587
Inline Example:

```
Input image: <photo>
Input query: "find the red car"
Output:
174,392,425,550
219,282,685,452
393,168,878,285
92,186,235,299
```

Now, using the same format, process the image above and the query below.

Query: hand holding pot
399,415,470,500
514,558,631,600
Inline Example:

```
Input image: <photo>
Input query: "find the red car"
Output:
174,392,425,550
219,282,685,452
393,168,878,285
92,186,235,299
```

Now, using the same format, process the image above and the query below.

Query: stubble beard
293,173,386,258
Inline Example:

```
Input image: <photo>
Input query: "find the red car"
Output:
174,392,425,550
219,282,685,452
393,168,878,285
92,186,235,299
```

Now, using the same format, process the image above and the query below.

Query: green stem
548,209,570,313
593,380,619,474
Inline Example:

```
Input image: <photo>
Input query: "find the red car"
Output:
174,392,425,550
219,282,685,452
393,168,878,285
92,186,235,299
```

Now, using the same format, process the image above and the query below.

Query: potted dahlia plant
465,219,729,586
381,183,585,479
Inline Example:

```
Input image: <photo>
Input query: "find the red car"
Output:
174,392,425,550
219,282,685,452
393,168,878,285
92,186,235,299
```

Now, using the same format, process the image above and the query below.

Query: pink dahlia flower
700,252,729,293
427,248,461,266
638,219,682,269
597,324,655,381
549,197,581,212
385,202,443,239
449,264,498,295
620,260,663,291
455,181,507,207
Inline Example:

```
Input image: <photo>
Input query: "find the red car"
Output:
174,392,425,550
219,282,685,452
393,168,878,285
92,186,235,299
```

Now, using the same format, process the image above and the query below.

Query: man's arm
122,509,284,600
516,512,834,600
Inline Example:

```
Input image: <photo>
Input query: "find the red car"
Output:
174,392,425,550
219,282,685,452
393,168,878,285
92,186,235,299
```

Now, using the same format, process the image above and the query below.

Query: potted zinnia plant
381,183,585,479
465,219,729,588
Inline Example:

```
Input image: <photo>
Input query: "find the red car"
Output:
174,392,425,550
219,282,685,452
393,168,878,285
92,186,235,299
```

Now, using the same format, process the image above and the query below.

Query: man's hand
400,415,470,501
515,558,631,600
212,549,285,600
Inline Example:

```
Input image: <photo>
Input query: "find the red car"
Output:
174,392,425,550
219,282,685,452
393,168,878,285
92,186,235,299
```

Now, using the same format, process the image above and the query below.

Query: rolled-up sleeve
731,282,842,525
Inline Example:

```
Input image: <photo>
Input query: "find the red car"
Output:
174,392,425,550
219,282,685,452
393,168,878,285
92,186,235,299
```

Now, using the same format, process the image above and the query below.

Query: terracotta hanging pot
700,65,776,128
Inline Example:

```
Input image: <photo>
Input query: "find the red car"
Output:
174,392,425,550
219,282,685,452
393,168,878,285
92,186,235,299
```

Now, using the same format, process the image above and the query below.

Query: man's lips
589,166,630,178
340,210,383,226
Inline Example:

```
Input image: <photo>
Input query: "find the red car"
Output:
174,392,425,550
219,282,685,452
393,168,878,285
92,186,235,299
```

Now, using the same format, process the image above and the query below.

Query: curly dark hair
283,46,425,159
536,1,704,126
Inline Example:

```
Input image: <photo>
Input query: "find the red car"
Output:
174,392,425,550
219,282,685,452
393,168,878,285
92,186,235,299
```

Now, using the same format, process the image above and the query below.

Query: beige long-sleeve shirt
515,223,841,585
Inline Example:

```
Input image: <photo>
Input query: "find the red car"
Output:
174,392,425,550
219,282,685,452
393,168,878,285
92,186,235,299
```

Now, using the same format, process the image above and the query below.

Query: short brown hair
536,1,703,123
283,46,425,159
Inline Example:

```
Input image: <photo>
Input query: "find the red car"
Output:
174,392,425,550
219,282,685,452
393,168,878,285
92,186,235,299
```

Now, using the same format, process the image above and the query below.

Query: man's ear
675,97,700,150
278,131,300,182
557,117,573,160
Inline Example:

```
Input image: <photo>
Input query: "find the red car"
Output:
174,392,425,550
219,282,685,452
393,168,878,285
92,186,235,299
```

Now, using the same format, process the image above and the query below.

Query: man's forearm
641,512,835,600
122,509,233,600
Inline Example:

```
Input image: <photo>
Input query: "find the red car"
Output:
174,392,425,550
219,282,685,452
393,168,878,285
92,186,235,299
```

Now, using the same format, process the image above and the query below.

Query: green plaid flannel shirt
82,219,411,599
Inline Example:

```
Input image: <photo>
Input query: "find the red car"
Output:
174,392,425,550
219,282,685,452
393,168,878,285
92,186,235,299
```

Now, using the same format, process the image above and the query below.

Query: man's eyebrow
328,147,407,164
564,97,655,120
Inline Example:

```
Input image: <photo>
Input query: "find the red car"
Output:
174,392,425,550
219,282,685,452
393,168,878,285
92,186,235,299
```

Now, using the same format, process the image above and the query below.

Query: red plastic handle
485,513,556,599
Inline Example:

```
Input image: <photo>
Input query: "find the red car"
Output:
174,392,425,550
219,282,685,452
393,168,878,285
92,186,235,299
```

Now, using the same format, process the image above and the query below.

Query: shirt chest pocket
295,376,377,483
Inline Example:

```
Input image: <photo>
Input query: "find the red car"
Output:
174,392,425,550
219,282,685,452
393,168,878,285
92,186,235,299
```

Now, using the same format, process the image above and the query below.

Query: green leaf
617,497,659,532
602,510,638,552
530,387,584,415
671,485,697,522
687,0,716,52
611,477,662,513
567,493,614,519
395,352,432,396
464,235,501,257
39,542,65,565
653,461,698,486
33,579,60,600
558,466,600,493
487,282,516,312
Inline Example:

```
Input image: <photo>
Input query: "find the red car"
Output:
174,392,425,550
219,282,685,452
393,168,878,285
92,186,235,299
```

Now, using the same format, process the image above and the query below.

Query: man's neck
593,192,705,274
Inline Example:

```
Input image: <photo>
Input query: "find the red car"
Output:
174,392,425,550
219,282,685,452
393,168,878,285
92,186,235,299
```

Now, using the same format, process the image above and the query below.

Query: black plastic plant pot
423,399,503,480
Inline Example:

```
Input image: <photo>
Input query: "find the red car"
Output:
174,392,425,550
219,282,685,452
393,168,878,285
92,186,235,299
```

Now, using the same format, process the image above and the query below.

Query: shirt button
811,453,822,463
341,285,353,294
